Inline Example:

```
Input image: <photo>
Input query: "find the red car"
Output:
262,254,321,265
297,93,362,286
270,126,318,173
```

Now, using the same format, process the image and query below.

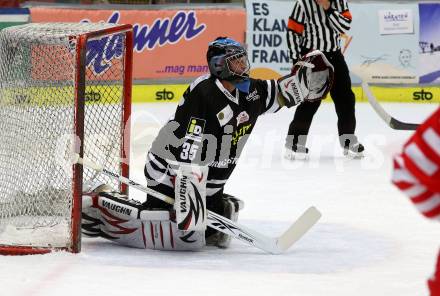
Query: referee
285,0,364,158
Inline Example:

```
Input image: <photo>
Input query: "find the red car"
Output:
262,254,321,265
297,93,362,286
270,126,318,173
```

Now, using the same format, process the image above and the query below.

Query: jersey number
180,143,199,161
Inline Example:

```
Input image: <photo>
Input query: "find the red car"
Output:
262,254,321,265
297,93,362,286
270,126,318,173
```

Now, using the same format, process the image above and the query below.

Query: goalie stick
74,155,321,254
362,82,420,130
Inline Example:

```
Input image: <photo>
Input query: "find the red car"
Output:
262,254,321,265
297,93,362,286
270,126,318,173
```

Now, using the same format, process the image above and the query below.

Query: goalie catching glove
277,50,334,107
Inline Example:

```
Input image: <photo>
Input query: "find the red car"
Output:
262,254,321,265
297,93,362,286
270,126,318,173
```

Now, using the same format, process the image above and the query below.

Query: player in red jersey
392,107,440,295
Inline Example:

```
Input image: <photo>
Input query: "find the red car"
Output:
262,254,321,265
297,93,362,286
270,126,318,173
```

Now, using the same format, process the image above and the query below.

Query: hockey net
0,23,133,254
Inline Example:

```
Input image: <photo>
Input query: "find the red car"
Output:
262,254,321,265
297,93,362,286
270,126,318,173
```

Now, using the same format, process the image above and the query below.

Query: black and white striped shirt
145,74,281,200
287,0,352,61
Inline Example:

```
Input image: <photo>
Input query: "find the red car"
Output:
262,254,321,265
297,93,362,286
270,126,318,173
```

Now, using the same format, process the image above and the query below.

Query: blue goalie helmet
206,37,250,83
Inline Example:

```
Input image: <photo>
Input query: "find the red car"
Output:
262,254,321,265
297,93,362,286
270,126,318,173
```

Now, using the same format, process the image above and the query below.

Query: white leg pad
174,164,208,232
81,192,205,251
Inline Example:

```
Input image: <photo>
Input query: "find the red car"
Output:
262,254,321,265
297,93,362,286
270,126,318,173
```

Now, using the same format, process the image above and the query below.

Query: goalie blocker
81,183,243,251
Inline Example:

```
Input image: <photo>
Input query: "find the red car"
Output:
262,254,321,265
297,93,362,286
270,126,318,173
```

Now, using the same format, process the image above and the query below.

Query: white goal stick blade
206,206,321,254
362,82,420,131
276,206,321,252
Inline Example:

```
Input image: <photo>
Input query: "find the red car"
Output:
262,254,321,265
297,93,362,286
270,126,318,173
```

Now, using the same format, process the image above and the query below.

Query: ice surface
0,217,70,247
2,102,439,296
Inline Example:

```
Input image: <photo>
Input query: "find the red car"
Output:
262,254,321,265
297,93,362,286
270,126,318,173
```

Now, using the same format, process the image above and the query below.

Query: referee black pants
286,50,356,148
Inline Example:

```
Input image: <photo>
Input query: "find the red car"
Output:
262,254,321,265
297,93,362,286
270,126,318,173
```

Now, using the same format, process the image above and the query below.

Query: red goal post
0,23,133,255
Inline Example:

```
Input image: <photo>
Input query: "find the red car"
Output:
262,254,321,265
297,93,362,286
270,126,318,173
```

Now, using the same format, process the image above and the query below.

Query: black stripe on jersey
300,1,311,50
292,3,303,21
206,182,226,189
287,31,299,61
148,152,169,169
335,0,342,10
328,13,346,33
328,0,351,32
144,165,157,182
148,159,168,175
323,14,337,51
316,5,329,51
144,165,174,189
287,0,351,56
263,80,281,114
269,80,278,107
337,0,349,13
304,0,320,50
286,1,306,61
145,153,175,189
265,83,275,111
146,154,174,178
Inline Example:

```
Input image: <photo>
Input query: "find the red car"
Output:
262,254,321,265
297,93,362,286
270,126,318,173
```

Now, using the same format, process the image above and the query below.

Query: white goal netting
0,23,132,253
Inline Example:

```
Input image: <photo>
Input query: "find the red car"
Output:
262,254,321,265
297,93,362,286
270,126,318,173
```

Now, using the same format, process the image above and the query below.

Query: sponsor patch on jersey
236,111,250,126
217,105,233,127
209,157,239,168
245,89,260,101
232,124,252,145
185,117,205,142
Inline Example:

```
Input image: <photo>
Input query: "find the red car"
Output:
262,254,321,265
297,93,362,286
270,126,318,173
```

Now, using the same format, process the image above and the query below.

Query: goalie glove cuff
277,73,307,107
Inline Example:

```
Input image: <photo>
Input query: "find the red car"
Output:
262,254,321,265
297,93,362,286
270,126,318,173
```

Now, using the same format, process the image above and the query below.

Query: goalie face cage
0,23,133,255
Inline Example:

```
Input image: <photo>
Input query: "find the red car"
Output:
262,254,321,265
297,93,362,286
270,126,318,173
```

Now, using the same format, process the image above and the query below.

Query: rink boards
1,84,438,106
